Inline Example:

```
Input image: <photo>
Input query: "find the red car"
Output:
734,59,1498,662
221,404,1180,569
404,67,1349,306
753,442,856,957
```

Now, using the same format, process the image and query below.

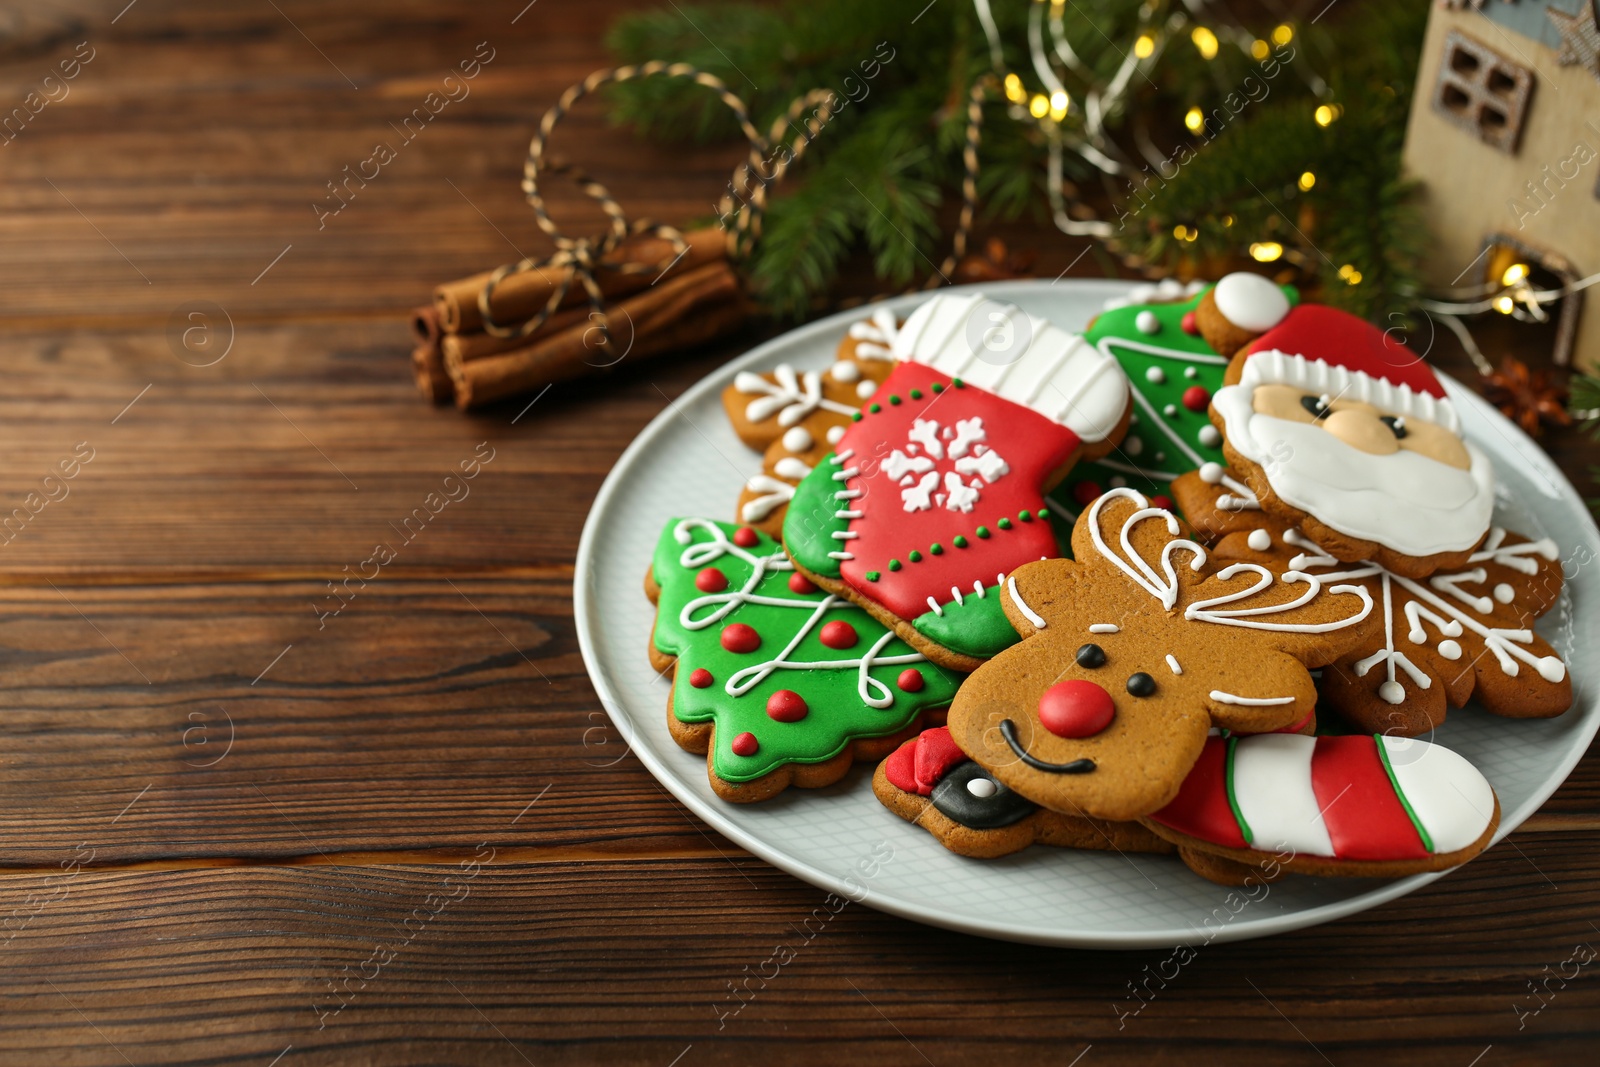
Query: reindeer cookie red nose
1038,680,1115,738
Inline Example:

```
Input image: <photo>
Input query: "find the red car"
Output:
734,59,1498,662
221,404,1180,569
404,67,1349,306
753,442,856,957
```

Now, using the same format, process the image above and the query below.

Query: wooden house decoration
1402,0,1600,371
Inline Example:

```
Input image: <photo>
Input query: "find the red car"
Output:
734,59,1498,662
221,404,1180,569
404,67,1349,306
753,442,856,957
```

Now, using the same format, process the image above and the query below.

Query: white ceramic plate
573,279,1600,948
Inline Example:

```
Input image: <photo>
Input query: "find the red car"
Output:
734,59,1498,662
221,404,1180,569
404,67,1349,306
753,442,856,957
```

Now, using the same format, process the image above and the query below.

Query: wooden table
1,2,1596,1063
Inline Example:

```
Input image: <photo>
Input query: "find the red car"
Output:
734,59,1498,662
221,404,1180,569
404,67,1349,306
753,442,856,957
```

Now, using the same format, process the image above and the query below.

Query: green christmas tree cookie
647,517,961,802
1047,282,1298,541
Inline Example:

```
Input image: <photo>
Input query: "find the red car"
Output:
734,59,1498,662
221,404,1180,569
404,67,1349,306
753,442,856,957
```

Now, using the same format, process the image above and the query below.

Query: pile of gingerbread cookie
645,273,1573,885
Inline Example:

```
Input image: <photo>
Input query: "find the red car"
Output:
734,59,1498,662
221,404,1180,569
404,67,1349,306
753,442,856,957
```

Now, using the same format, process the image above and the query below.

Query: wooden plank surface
0,0,1596,1062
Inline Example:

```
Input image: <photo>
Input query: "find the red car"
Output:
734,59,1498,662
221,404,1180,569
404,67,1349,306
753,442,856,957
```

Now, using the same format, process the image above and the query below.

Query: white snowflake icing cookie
1172,464,1571,736
722,308,902,535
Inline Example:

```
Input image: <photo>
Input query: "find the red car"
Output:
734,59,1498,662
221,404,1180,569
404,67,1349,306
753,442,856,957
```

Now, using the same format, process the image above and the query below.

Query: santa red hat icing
1237,304,1459,435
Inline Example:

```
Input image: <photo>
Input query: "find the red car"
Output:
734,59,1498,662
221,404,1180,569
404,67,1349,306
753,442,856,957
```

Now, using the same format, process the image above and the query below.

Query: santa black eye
1300,395,1331,420
1380,415,1408,439
1076,643,1106,668
1126,672,1157,697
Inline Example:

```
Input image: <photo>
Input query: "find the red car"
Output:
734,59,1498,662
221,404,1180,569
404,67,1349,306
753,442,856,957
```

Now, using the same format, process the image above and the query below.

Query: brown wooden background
0,1,1595,1063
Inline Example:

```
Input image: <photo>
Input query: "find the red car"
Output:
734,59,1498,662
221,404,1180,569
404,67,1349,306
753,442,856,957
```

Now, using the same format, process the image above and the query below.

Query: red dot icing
695,568,728,592
788,572,818,594
1181,385,1211,412
1073,481,1102,505
897,668,924,692
819,620,858,649
1150,494,1174,511
732,526,760,548
730,732,759,757
1038,680,1115,738
765,689,809,722
720,623,761,653
1181,310,1199,335
689,668,714,688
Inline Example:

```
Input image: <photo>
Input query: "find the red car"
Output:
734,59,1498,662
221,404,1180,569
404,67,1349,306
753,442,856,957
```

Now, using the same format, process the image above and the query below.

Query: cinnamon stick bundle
433,226,727,335
446,259,747,410
409,304,452,403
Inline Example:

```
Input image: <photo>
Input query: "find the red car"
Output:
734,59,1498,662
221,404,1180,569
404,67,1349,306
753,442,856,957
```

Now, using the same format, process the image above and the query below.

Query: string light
1029,93,1050,119
1314,104,1337,127
1250,242,1284,262
1191,26,1219,60
1502,263,1530,286
1495,294,1516,314
1134,34,1155,59
1172,224,1198,242
1338,264,1363,285
1184,107,1204,133
1272,24,1294,46
1004,73,1026,103
1049,90,1070,121
1298,171,1316,191
1251,39,1270,60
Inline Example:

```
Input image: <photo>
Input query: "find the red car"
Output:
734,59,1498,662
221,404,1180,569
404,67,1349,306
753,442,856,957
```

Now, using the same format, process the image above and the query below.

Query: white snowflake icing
1281,528,1565,704
886,416,1009,513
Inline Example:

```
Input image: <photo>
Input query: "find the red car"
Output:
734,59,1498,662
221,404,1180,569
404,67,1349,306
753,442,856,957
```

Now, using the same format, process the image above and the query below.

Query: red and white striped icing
1149,733,1495,861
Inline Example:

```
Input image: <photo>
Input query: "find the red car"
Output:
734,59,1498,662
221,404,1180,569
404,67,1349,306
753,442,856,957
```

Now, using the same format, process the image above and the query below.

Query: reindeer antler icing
1087,487,1374,633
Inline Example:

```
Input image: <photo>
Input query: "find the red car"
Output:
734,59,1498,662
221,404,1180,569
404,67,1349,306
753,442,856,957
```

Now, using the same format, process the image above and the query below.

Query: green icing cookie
1047,284,1298,543
651,517,961,784
911,584,1016,660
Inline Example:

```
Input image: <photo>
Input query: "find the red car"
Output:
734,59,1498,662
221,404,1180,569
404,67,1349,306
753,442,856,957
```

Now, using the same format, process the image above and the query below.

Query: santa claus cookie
872,725,1174,859
1171,464,1570,735
945,488,1373,822
725,308,901,536
1050,278,1298,528
1202,281,1496,578
1142,732,1500,885
647,517,961,802
783,292,1133,669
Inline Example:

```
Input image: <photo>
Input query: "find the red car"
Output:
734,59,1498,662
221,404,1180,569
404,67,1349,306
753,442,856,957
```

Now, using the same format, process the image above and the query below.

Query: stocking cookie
783,292,1133,669
728,307,901,535
945,488,1373,821
1143,733,1500,884
1050,278,1297,528
647,517,961,802
1206,292,1496,577
872,726,1174,859
1171,465,1571,735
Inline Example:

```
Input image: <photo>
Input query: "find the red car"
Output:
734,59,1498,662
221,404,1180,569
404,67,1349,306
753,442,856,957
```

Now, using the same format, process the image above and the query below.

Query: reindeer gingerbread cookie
783,292,1132,669
1171,462,1571,735
647,517,961,802
944,488,1374,822
724,307,900,536
872,724,1174,859
1198,276,1496,578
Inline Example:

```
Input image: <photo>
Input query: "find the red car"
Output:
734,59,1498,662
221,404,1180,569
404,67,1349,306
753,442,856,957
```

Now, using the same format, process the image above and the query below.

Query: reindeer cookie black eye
1076,643,1106,668
1126,672,1157,697
1380,415,1408,439
1300,394,1332,420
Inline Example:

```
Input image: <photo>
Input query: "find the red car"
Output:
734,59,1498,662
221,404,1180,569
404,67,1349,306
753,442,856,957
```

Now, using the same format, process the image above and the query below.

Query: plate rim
573,278,1600,948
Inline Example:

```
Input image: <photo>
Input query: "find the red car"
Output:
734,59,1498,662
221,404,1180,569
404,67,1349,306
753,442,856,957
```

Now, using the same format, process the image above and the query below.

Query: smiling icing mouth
999,720,1097,774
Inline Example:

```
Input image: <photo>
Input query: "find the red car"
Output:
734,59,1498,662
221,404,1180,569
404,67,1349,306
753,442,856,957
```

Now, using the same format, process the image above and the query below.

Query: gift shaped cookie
1171,463,1571,735
784,292,1132,668
724,307,900,535
945,488,1373,822
1143,732,1500,884
647,517,961,801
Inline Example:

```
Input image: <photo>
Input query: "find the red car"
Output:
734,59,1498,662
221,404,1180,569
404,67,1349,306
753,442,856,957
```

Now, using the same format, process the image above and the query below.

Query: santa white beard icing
1210,306,1495,558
